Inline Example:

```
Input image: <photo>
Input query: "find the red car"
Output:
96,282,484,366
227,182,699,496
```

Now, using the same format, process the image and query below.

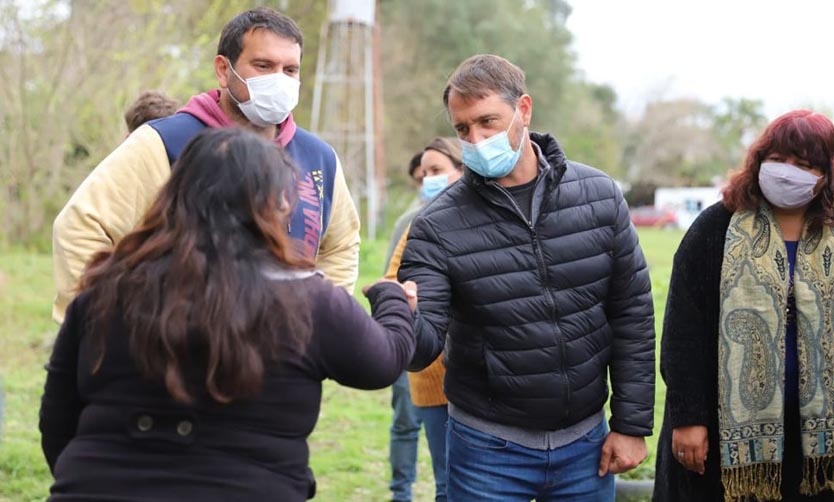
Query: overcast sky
567,0,834,120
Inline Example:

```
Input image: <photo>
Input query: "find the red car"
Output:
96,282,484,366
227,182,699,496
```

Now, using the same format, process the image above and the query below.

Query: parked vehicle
630,205,678,228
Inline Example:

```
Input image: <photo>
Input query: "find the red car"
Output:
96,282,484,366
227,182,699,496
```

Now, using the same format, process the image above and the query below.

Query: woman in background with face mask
654,110,834,502
419,137,466,202
385,137,463,502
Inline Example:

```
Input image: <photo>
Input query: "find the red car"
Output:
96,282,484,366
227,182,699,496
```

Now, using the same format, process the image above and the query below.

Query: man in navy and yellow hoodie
52,7,360,323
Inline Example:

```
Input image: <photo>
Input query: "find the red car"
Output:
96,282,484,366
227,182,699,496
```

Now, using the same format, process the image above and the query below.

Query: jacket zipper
489,180,570,421
488,181,556,318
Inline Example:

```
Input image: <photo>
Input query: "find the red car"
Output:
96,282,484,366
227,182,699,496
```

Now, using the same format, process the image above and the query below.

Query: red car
629,206,678,228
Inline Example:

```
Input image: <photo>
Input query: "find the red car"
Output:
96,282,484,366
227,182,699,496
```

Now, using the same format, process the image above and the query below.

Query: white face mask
758,161,822,209
227,59,300,128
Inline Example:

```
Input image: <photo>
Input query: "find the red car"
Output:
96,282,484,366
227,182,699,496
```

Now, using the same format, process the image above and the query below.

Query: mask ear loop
509,107,527,154
224,57,248,105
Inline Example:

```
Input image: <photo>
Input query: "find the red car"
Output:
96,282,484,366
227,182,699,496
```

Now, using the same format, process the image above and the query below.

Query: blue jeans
446,418,614,502
390,373,421,501
414,405,448,502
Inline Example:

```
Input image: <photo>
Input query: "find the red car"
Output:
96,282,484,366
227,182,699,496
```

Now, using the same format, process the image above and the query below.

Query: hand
362,279,418,311
401,280,418,311
672,425,708,475
598,432,647,476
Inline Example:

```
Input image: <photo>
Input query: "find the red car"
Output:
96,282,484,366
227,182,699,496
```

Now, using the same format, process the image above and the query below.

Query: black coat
654,202,834,502
653,202,729,501
39,278,415,502
399,132,655,434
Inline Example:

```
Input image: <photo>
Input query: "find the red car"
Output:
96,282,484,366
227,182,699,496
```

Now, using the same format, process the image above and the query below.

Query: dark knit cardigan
653,202,730,501
40,278,415,502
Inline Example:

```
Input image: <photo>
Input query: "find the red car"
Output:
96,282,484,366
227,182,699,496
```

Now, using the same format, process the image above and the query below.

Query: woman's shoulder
696,201,732,225
64,289,96,324
685,202,732,240
673,201,733,263
261,266,323,282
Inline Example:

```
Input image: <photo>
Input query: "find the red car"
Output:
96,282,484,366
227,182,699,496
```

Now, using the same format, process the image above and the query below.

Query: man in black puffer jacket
398,54,655,502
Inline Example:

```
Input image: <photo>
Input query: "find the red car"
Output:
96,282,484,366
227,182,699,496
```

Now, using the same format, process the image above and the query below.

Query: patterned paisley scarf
719,205,834,501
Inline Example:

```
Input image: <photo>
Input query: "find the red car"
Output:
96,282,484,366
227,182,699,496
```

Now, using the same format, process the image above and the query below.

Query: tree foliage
622,96,767,187
0,0,327,248
379,0,591,174
0,0,778,246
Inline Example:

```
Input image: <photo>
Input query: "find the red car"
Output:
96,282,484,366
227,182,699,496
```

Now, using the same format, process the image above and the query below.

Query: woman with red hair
654,110,834,501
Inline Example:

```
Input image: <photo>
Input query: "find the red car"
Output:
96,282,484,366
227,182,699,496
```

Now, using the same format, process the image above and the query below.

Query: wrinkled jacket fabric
399,132,655,435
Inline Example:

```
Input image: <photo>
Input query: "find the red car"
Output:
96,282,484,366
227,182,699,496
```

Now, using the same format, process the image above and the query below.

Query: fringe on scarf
722,463,781,502
722,456,834,501
801,456,834,496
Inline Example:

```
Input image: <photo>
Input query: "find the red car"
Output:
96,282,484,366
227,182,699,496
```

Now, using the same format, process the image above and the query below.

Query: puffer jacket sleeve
52,126,171,324
397,214,450,371
384,226,409,280
605,184,656,437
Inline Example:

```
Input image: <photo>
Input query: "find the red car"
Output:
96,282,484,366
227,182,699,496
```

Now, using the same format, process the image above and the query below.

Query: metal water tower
311,0,382,239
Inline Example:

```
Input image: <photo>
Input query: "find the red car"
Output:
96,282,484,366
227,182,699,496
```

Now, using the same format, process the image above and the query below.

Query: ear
816,171,829,196
518,94,533,127
215,55,230,88
278,191,291,213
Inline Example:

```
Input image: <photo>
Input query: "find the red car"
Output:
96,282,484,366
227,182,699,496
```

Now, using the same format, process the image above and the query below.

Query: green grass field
0,227,684,501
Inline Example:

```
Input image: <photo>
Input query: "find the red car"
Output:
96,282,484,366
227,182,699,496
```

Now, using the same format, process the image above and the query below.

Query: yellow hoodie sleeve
52,125,170,324
384,226,410,280
316,153,361,293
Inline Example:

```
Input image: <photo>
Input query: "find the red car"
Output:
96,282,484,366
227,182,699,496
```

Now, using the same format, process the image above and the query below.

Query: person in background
386,150,426,502
52,7,360,325
409,150,427,188
654,110,834,502
385,152,426,269
385,136,464,502
39,127,417,502
399,54,655,501
123,90,180,134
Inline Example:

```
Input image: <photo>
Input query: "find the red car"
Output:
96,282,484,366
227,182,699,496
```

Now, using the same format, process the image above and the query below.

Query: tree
556,81,626,179
0,0,327,248
377,0,623,214
624,98,725,186
712,97,766,169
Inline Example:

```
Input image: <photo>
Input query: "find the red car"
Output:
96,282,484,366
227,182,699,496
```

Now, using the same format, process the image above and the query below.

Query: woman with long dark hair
654,110,834,501
39,127,417,501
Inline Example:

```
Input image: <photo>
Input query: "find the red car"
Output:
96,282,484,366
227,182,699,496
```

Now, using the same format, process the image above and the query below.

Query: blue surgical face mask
460,109,526,179
420,173,449,201
759,161,822,209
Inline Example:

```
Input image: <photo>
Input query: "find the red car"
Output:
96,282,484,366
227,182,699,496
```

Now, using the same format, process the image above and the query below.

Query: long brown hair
723,109,834,230
80,127,315,404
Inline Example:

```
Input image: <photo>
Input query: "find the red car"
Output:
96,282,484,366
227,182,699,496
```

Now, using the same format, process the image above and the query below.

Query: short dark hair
217,7,303,65
443,54,526,109
124,90,180,132
407,152,423,179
